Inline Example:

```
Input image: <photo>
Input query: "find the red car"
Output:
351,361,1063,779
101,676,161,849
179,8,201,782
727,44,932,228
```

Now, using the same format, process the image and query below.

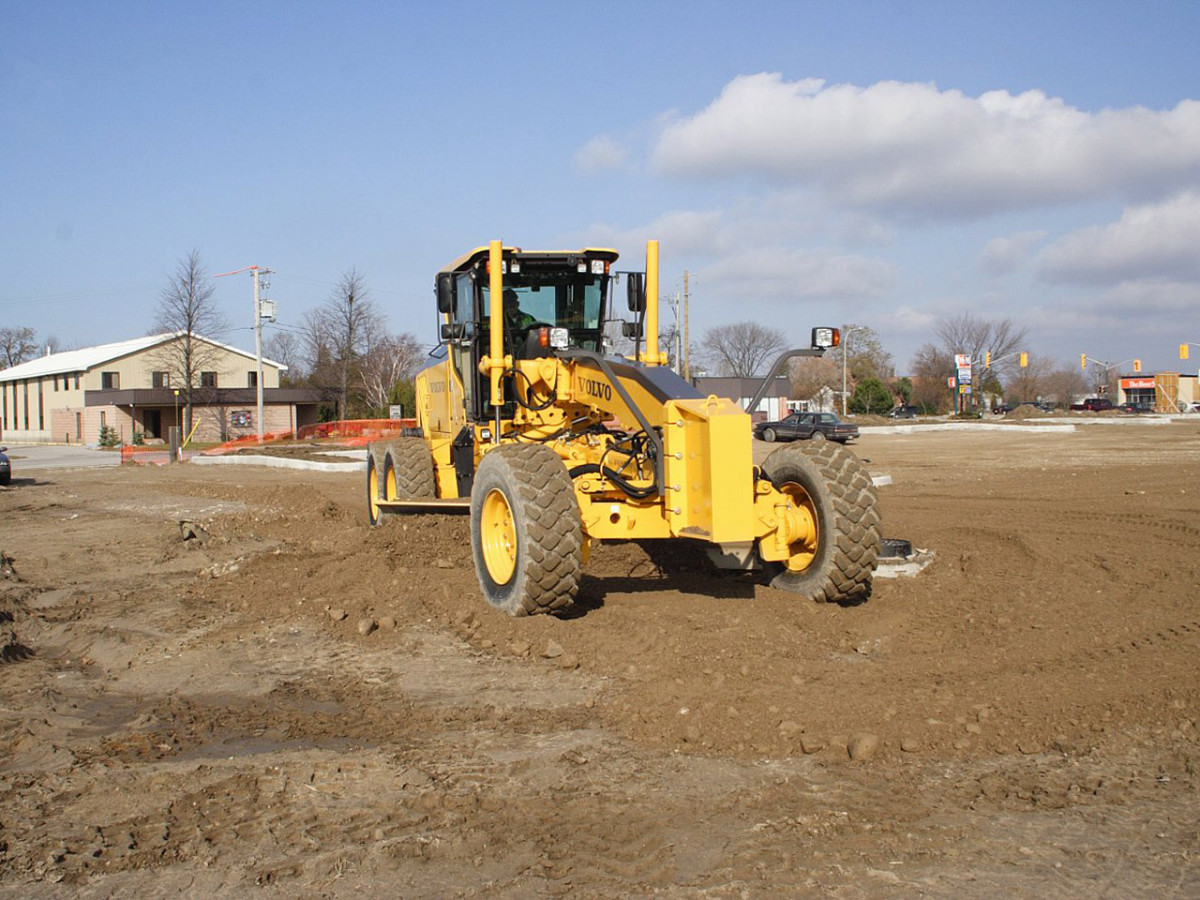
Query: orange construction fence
295,418,417,443
121,419,418,462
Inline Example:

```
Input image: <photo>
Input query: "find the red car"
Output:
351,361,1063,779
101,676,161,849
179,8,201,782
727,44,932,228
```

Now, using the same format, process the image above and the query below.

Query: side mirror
440,322,467,342
436,273,455,314
626,272,645,312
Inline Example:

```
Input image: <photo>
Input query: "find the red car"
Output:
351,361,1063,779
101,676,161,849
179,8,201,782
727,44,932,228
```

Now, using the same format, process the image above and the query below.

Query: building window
152,371,170,389
54,376,59,392
37,379,43,430
247,371,258,388
74,374,80,390
200,371,218,388
101,371,120,389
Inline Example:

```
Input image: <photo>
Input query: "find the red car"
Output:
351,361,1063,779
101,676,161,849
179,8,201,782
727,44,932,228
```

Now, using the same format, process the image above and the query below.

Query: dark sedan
0,447,9,486
753,412,859,443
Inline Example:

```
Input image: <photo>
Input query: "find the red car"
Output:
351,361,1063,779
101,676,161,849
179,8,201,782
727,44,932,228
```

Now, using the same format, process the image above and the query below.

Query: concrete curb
860,422,1076,435
193,454,364,473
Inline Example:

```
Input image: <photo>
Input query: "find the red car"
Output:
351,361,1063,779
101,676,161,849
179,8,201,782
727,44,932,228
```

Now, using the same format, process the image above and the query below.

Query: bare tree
264,330,303,387
830,324,893,383
151,251,228,434
0,326,38,368
1041,363,1090,408
789,356,840,408
936,313,1028,377
306,270,384,419
700,322,785,378
910,342,954,412
359,332,423,413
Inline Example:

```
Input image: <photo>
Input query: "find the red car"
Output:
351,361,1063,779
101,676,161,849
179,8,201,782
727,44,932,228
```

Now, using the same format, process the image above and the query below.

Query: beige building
0,332,323,445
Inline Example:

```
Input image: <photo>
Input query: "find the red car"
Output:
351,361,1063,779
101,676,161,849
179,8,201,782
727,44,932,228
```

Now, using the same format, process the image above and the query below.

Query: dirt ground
1,422,1198,897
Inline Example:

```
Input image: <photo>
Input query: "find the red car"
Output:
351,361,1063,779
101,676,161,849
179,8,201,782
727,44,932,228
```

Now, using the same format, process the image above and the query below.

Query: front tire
761,428,777,443
470,444,582,616
759,442,879,603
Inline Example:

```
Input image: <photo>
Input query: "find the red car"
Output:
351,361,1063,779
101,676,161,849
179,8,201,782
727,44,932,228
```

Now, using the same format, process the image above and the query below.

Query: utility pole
683,270,690,381
216,264,274,442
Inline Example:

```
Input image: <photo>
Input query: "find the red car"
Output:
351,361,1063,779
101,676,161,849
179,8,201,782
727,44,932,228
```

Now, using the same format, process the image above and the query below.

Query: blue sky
3,0,1199,374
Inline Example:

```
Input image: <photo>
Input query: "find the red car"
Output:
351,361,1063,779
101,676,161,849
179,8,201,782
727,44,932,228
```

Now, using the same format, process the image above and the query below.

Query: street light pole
841,326,862,417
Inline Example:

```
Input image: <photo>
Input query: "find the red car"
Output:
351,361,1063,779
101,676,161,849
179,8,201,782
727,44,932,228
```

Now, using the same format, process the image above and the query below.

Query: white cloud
651,73,1200,218
574,135,628,173
583,209,725,257
699,246,896,302
978,230,1048,275
1037,191,1200,285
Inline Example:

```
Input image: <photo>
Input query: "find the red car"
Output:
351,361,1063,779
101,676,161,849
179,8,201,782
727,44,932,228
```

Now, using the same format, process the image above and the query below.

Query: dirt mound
1003,404,1053,419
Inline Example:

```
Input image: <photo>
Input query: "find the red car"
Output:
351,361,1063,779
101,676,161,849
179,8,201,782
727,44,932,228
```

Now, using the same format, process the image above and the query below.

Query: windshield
481,274,606,350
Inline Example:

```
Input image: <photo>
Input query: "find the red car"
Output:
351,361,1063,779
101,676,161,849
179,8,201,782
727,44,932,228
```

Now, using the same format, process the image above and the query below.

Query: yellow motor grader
367,240,880,615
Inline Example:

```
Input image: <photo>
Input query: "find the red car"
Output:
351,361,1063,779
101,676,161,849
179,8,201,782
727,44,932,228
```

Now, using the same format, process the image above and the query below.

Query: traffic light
1133,359,1142,373
984,351,991,368
1080,353,1087,371
1019,352,1028,368
1183,344,1191,361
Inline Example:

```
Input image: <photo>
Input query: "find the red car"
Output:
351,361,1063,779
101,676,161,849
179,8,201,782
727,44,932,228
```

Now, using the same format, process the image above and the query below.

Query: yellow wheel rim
369,464,382,521
385,464,398,501
778,480,819,572
481,488,517,584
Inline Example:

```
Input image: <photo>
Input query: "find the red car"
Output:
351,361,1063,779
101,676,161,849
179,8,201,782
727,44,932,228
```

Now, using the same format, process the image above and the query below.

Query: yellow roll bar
644,239,660,366
488,239,504,407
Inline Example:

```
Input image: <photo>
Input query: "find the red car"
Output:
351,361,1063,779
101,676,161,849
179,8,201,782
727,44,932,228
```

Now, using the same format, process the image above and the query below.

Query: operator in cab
503,289,536,330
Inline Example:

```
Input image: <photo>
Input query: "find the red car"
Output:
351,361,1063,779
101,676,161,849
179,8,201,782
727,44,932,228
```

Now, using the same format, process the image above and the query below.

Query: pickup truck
1070,397,1114,411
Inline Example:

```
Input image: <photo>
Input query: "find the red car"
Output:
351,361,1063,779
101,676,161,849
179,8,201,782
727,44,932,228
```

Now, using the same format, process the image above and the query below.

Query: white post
842,330,850,416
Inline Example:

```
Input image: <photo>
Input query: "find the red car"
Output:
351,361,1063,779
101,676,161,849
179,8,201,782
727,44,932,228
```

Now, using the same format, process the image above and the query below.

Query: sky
3,0,1200,376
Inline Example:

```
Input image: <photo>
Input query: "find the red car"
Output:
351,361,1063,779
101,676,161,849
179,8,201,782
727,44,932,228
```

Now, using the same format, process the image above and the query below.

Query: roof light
590,260,605,274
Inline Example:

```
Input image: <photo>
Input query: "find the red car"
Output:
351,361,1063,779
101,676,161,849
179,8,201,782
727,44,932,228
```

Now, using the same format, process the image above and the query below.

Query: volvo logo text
580,377,613,402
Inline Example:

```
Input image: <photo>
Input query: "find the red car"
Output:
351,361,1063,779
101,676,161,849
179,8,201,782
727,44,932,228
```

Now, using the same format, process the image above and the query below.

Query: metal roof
0,332,284,381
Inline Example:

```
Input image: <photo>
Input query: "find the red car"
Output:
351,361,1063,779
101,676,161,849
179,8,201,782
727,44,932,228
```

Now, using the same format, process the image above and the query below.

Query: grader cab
368,240,880,615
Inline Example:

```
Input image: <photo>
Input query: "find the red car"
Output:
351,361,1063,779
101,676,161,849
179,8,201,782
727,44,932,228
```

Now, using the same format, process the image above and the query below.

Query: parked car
754,412,859,443
1069,397,1114,411
1119,402,1153,414
888,405,919,419
0,447,10,486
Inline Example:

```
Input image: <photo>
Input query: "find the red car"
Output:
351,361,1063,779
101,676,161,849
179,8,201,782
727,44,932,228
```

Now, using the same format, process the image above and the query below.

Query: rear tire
385,438,435,500
470,444,582,616
811,430,826,442
366,443,388,526
759,442,879,603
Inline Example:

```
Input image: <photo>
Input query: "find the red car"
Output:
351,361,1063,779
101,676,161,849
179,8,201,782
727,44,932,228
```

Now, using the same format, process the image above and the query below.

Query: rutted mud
0,424,1197,896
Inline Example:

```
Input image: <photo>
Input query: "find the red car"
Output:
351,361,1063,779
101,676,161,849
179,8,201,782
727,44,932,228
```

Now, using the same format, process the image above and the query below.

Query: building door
75,412,82,442
144,410,162,439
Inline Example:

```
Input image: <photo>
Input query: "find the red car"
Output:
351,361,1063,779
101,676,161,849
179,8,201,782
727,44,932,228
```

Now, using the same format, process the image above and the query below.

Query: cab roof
439,246,620,275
